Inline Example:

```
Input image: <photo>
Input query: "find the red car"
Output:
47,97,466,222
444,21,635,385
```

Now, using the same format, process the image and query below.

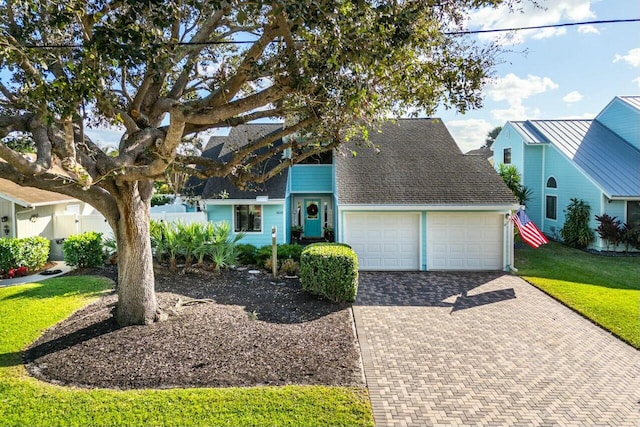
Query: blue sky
439,0,640,152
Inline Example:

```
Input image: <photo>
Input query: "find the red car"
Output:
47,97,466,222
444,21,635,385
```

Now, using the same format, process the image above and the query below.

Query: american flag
512,208,549,249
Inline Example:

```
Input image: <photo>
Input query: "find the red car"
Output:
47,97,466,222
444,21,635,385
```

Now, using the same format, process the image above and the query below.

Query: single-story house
191,118,519,271
492,96,640,251
0,177,104,259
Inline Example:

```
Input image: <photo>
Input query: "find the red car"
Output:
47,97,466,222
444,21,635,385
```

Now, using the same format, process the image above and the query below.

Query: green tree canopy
1,0,518,325
484,126,502,149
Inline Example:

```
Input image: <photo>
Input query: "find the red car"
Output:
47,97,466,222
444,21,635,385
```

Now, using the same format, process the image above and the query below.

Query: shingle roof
335,118,517,205
189,124,289,199
0,178,76,207
511,119,640,198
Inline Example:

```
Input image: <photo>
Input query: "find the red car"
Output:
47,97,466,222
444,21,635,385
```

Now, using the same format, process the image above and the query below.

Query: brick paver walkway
353,272,640,426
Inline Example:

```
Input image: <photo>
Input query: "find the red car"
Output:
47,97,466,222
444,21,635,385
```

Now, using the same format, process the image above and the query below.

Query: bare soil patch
24,266,363,390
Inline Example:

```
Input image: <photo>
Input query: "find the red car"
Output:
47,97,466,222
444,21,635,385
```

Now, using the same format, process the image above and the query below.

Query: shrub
16,236,50,270
0,236,50,273
620,223,640,251
236,243,258,265
256,243,303,267
62,232,104,268
0,238,18,272
560,198,594,249
255,245,273,267
300,243,359,303
151,194,173,207
278,244,303,262
595,214,623,249
281,258,300,276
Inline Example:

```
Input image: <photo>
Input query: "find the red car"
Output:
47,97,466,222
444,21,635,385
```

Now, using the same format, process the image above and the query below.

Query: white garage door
343,212,420,271
427,212,503,270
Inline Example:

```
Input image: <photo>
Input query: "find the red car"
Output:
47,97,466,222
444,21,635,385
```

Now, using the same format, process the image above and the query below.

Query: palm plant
159,222,181,272
193,222,215,266
150,220,166,264
175,221,199,268
208,221,245,272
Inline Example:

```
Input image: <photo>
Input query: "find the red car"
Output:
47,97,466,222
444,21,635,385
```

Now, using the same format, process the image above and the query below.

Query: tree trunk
113,182,159,326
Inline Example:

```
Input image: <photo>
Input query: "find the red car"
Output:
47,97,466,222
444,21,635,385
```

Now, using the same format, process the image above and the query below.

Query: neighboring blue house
492,96,640,251
190,119,518,271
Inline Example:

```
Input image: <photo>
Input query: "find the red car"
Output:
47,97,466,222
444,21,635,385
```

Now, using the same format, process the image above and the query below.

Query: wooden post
271,226,277,278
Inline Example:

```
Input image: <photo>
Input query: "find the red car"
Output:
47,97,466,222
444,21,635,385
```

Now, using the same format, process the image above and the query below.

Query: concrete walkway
0,261,73,287
353,271,640,426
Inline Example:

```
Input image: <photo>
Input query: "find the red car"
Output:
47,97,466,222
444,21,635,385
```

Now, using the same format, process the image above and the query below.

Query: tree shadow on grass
0,351,23,368
22,318,117,364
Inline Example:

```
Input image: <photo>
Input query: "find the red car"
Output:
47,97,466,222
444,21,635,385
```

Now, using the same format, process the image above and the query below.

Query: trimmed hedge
300,243,359,303
62,232,104,268
0,236,50,272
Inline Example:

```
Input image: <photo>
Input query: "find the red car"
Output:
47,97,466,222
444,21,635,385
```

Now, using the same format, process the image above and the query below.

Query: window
234,205,262,232
546,195,557,220
628,201,640,228
546,177,557,188
503,148,512,164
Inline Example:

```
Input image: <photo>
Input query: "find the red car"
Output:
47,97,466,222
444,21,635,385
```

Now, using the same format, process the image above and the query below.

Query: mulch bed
24,266,363,390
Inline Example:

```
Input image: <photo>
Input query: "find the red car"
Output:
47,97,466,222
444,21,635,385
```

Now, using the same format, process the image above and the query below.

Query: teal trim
421,212,427,271
290,165,333,193
303,198,322,237
206,203,286,246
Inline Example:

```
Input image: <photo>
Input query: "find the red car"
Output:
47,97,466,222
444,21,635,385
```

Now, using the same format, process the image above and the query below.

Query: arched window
546,177,557,188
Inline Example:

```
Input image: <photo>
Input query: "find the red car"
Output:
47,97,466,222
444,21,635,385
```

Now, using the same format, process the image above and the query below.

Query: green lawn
0,276,373,427
515,241,640,348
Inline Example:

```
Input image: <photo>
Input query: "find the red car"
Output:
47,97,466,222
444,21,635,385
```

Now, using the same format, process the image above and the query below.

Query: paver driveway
353,271,640,426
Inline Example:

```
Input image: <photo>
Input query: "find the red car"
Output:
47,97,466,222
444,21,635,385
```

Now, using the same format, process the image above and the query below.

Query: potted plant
291,225,303,243
323,226,335,242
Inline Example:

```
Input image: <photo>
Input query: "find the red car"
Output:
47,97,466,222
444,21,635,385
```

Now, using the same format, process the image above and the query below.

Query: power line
21,18,640,49
447,18,640,35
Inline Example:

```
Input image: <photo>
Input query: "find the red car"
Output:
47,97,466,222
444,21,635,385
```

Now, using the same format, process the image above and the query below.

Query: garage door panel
427,212,503,271
344,213,420,271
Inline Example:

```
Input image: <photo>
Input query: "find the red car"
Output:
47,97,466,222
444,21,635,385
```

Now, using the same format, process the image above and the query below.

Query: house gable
336,118,516,206
596,96,640,150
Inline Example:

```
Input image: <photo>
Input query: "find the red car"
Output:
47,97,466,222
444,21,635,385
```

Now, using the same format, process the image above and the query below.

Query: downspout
504,212,517,272
541,145,546,232
11,201,17,238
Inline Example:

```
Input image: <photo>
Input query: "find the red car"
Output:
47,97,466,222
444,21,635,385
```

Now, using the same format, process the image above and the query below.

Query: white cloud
634,77,640,89
532,27,566,40
445,119,495,153
578,25,600,35
468,0,595,45
487,73,558,103
486,73,558,122
562,91,584,103
613,48,640,68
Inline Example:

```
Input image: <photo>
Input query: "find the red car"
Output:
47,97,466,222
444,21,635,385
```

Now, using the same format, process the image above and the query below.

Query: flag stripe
512,208,548,249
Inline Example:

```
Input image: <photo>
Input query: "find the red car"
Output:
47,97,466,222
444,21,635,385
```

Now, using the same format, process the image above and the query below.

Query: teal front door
304,199,322,237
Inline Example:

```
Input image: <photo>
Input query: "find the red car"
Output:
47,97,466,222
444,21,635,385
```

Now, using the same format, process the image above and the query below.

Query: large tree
0,0,514,326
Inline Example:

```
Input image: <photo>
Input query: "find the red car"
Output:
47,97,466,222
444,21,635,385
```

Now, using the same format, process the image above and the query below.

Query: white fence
47,211,207,260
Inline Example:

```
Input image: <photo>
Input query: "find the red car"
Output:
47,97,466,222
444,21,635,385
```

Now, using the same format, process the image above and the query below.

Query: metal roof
523,119,639,198
618,96,640,111
509,121,548,144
